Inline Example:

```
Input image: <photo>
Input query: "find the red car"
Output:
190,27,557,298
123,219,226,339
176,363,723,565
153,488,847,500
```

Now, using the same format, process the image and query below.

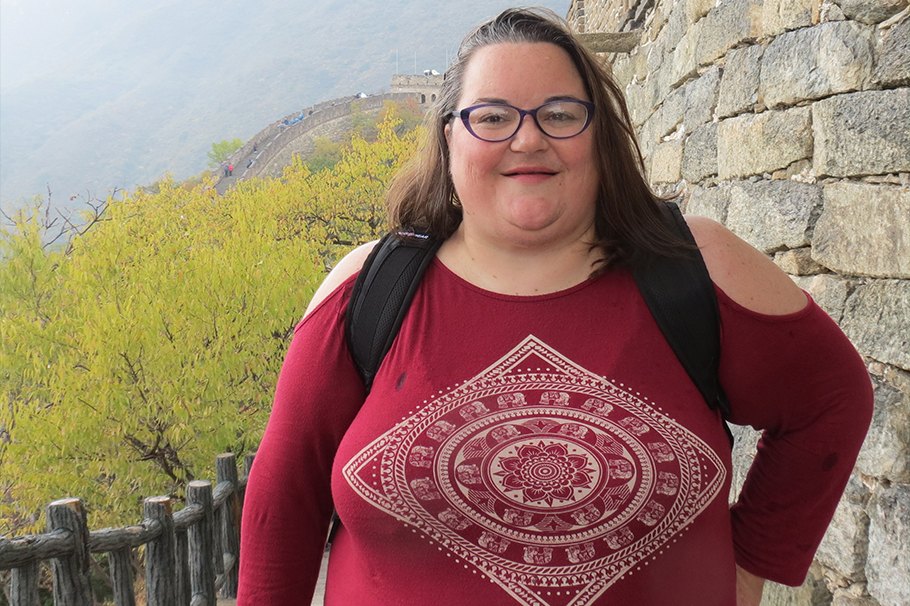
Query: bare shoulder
302,240,379,319
684,215,808,315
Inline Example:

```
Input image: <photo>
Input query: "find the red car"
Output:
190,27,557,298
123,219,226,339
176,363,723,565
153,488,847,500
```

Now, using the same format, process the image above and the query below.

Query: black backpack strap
345,230,443,392
632,202,732,424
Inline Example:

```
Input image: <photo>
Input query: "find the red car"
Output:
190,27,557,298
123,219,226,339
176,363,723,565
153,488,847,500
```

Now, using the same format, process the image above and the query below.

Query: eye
540,103,584,124
470,106,516,126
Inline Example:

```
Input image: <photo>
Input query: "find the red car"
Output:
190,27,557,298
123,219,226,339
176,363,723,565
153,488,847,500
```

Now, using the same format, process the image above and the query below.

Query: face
446,42,599,249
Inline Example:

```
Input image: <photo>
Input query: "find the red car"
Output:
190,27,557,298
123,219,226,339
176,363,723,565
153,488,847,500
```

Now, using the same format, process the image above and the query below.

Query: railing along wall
0,452,254,606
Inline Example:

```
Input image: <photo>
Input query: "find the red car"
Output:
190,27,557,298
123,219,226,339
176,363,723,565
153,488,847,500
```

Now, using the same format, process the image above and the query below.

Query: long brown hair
387,7,683,269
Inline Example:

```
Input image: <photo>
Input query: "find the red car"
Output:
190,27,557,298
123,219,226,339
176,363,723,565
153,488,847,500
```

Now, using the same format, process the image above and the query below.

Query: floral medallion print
343,336,726,606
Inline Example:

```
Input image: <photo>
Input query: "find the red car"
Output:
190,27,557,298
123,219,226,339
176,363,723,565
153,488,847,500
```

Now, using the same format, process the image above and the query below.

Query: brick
761,0,821,37
841,279,910,370
695,0,763,66
725,178,822,252
813,89,910,178
684,66,721,133
687,182,731,222
873,16,910,87
716,44,763,119
717,106,812,179
681,122,718,182
812,182,910,279
649,138,684,183
760,21,874,109
833,0,909,24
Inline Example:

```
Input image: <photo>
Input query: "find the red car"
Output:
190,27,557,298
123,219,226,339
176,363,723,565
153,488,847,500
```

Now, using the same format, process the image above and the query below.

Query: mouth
502,167,559,178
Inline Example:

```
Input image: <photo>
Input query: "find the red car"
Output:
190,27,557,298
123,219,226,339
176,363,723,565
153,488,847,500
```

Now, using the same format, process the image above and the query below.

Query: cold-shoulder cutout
684,215,808,316
302,240,378,319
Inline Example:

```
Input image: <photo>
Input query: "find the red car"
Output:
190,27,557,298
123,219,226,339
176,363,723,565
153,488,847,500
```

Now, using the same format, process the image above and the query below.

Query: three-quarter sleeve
237,281,365,605
719,291,873,586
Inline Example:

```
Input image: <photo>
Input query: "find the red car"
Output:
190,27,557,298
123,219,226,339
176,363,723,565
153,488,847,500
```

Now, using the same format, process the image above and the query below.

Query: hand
735,564,765,606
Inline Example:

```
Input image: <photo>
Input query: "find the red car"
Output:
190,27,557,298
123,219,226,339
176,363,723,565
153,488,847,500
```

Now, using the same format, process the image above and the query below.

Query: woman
238,8,872,605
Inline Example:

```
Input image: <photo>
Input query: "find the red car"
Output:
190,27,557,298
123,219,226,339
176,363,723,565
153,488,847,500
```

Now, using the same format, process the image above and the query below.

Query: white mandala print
343,336,726,606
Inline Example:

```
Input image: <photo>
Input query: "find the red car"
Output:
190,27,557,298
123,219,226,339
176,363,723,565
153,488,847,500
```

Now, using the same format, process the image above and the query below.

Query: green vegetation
305,99,425,174
206,138,244,168
0,117,422,534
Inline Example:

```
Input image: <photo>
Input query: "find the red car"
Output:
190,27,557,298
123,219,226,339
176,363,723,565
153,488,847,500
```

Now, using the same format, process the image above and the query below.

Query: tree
0,116,422,533
207,138,244,168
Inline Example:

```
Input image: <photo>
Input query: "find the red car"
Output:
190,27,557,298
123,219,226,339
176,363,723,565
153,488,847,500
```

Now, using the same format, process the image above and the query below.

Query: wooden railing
0,452,253,606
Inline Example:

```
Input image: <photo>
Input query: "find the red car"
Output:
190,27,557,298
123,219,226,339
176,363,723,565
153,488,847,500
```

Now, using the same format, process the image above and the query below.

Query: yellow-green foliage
0,117,421,534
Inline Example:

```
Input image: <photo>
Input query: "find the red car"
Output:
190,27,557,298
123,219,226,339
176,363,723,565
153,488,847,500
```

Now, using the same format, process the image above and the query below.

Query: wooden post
108,548,136,606
216,453,240,597
175,529,191,606
46,498,94,606
144,496,177,606
10,561,40,606
187,481,216,606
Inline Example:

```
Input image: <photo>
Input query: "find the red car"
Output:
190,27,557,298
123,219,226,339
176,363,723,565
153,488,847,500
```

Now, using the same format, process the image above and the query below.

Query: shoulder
683,215,808,315
302,240,379,319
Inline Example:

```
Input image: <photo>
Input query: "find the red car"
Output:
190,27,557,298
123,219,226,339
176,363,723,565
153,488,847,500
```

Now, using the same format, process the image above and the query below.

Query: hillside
0,0,570,210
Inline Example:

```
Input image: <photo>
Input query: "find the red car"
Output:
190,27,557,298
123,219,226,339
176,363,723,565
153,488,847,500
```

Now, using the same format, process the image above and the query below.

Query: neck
436,225,602,296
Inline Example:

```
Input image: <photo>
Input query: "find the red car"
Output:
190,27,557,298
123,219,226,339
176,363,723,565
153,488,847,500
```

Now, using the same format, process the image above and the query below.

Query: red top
238,260,872,606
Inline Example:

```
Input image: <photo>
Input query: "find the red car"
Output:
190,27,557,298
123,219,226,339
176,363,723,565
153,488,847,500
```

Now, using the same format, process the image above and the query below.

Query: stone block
650,138,684,183
855,376,910,483
761,0,822,37
682,121,718,182
638,111,660,161
813,89,910,178
684,65,721,133
717,44,763,119
687,181,731,222
625,80,654,127
668,26,700,88
659,0,689,56
717,107,813,179
866,484,910,606
816,474,870,584
841,279,910,370
662,85,688,137
775,247,827,275
833,0,909,24
687,0,717,24
725,179,822,252
812,182,910,279
791,274,850,322
830,594,879,606
873,16,910,87
696,0,763,66
760,21,874,109
728,423,761,504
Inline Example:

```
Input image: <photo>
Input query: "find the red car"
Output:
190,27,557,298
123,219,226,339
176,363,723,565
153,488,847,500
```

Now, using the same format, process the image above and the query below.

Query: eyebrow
470,95,587,106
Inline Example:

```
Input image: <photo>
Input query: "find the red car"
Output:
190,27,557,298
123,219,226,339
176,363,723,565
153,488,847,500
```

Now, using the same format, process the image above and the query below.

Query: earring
452,193,462,208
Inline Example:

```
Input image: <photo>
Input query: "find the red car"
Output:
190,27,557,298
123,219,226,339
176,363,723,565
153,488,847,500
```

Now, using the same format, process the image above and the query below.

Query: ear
444,122,452,145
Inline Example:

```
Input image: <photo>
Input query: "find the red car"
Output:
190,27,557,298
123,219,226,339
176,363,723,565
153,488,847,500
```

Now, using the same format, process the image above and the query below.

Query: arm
686,216,873,586
238,246,374,604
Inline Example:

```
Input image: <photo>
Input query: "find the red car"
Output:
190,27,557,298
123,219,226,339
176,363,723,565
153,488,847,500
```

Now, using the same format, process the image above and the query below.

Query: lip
502,166,559,183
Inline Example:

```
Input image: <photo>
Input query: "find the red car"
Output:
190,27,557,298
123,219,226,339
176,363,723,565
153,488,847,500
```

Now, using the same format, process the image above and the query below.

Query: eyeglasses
449,100,595,142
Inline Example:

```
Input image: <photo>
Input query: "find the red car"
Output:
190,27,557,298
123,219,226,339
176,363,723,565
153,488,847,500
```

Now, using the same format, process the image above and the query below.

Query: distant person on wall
228,164,233,176
223,163,229,177
238,8,872,606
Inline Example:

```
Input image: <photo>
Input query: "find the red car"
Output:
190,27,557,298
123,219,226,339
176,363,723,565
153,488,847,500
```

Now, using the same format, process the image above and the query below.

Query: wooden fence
0,452,253,606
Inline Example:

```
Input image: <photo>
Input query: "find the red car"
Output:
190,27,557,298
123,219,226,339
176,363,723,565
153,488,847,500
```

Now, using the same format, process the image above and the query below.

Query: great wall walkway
213,92,421,196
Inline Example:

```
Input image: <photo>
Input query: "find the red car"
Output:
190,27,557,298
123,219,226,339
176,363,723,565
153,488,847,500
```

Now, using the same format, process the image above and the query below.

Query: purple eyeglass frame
448,100,596,142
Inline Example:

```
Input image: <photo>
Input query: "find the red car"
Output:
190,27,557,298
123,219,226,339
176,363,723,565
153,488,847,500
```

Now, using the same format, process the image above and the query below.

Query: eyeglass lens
466,101,590,141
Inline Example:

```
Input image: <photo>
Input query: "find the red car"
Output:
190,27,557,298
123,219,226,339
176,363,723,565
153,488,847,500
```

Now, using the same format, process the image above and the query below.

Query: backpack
346,201,731,424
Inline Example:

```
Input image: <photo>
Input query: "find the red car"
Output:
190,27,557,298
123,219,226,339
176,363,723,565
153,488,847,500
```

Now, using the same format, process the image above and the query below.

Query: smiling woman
237,8,873,606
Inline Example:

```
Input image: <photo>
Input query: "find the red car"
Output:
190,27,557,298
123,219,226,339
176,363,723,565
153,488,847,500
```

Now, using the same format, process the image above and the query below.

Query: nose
509,113,548,152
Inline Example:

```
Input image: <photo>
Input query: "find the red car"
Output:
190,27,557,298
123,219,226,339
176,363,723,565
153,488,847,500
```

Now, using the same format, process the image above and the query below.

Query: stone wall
391,74,444,104
567,1,910,604
228,92,421,181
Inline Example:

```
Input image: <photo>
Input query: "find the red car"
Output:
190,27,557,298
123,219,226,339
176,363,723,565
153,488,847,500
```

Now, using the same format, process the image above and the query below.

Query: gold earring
452,193,462,208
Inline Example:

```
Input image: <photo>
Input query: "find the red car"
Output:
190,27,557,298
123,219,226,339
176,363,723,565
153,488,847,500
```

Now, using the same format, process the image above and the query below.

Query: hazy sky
0,0,571,208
